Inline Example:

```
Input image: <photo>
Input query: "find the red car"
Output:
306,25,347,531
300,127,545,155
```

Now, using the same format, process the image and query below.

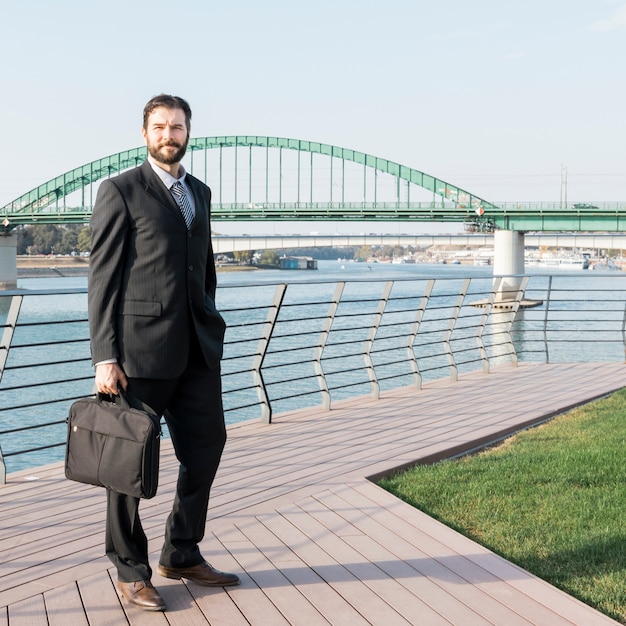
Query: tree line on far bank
230,244,420,266
17,225,423,263
16,224,91,256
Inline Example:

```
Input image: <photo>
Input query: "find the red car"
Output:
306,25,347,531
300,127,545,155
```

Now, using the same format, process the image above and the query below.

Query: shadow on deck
1,362,624,625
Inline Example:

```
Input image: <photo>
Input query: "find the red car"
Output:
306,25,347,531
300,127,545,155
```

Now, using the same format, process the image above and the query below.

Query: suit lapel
138,161,207,231
138,161,186,225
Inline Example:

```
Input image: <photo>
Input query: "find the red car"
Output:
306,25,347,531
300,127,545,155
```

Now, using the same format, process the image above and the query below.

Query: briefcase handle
97,388,160,422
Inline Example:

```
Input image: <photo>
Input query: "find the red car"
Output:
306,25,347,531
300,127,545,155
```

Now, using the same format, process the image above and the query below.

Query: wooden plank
78,570,135,626
143,574,207,626
197,528,291,626
6,594,47,626
313,485,541,626
186,585,250,626
348,481,619,625
298,491,505,626
180,533,263,626
211,396,489,513
0,532,105,591
255,507,416,625
0,554,109,608
212,364,620,494
44,582,89,626
217,524,331,625
0,516,103,569
226,517,371,626
226,519,368,626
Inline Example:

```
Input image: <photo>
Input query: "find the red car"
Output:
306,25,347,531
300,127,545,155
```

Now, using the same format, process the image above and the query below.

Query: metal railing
1,272,625,479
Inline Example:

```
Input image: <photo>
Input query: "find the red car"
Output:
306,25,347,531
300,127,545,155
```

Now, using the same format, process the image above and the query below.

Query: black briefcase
65,391,161,499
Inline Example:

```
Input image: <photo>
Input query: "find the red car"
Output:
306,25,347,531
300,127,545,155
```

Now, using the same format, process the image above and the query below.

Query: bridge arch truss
1,136,496,231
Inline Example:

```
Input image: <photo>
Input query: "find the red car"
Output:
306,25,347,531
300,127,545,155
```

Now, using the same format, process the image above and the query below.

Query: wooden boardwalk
1,362,624,625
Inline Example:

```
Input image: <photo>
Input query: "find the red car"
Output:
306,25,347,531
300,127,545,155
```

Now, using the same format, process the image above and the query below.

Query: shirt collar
147,155,187,189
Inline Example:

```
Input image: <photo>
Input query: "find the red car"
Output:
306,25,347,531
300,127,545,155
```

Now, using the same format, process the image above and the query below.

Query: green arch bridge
2,136,625,233
1,136,625,292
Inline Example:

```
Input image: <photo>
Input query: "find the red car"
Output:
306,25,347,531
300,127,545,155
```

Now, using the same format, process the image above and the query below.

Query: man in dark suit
88,94,239,612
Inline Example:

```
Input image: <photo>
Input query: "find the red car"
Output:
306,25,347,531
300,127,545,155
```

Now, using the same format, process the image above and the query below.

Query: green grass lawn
378,387,626,624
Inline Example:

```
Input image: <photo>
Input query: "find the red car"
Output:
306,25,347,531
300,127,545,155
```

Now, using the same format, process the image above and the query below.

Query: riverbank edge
16,257,260,278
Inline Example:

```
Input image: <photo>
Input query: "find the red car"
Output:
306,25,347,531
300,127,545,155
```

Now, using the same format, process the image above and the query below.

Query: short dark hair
142,94,192,131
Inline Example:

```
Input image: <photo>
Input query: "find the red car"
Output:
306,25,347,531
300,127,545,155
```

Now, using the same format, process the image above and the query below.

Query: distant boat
590,259,621,271
279,256,318,270
526,256,589,270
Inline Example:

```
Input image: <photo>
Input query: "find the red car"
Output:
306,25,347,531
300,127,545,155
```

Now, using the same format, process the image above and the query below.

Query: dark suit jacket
88,160,225,379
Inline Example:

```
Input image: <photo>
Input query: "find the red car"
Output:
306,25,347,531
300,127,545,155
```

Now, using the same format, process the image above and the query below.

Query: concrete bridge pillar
493,230,525,301
0,235,17,290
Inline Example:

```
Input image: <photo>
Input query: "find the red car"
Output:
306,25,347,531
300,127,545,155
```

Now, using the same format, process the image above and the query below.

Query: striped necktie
171,181,194,229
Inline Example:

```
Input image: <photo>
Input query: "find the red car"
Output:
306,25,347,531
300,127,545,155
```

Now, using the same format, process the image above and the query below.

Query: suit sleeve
88,179,130,365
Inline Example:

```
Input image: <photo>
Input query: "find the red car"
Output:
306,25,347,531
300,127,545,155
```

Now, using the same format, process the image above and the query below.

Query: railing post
314,282,345,409
444,278,470,381
504,276,528,366
543,276,553,363
476,277,499,373
0,294,23,385
364,281,393,399
0,294,21,484
622,301,626,363
253,283,287,424
406,279,434,389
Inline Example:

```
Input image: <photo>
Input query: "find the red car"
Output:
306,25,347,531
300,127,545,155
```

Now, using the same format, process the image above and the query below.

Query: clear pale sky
1,0,625,234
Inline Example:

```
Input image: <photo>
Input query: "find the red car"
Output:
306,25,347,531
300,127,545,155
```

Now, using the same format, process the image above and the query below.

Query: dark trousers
105,346,226,583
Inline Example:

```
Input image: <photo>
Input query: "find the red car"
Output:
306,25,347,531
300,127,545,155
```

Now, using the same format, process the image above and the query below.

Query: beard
147,137,189,165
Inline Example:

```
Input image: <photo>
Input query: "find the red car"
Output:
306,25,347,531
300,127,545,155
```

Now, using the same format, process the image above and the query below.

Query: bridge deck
1,362,624,625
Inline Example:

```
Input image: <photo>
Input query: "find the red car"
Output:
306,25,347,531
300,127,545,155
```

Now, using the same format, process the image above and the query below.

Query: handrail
1,272,626,477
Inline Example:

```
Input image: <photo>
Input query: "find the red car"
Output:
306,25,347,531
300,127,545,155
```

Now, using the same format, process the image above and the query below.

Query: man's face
142,106,189,166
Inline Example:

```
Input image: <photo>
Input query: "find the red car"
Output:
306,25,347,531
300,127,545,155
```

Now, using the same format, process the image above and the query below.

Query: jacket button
188,265,194,271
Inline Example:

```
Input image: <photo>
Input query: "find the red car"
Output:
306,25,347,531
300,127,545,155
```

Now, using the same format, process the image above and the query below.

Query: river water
1,260,623,473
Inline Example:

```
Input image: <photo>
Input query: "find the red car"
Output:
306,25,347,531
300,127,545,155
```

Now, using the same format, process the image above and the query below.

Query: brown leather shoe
117,580,166,611
157,561,240,587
